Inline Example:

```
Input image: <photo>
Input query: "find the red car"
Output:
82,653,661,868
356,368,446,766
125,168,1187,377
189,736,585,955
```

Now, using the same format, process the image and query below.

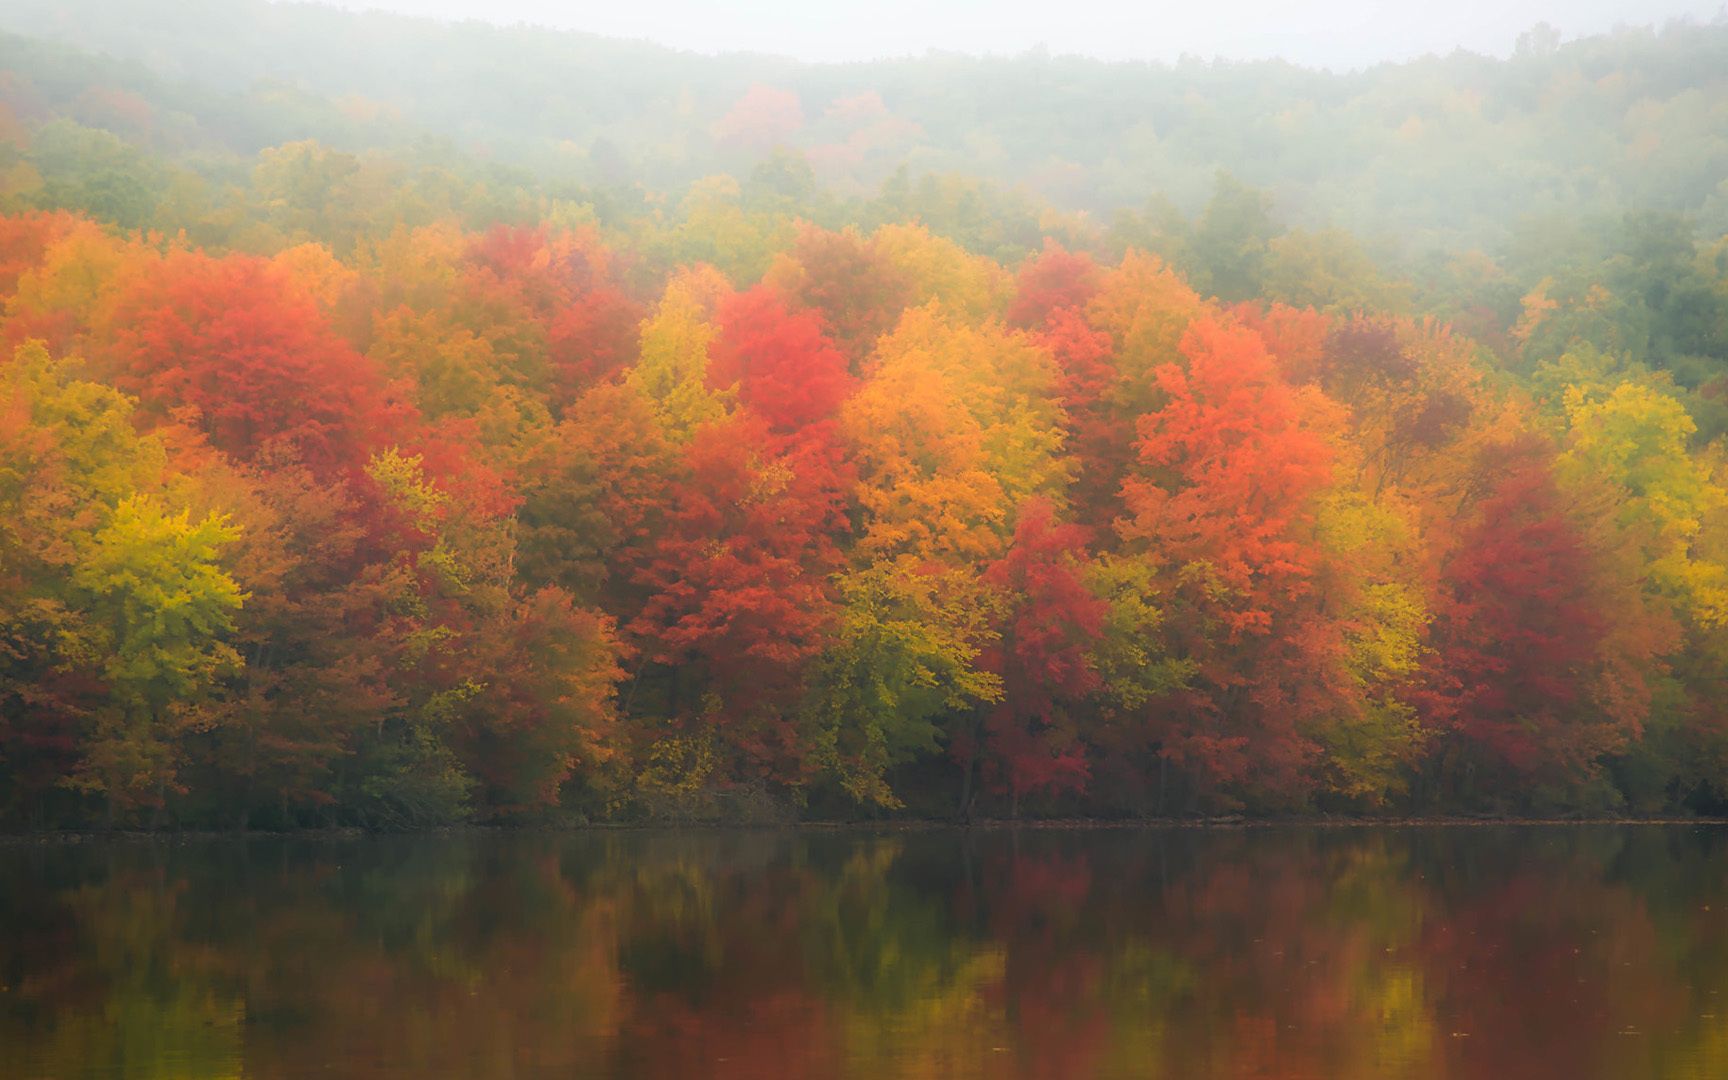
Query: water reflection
3,827,1728,1078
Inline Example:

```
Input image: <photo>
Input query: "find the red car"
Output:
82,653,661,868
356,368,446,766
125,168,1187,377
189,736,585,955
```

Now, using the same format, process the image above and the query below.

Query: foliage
0,6,1725,821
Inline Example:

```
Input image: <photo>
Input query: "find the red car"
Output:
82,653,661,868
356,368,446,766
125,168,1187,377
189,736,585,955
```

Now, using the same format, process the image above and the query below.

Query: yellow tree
69,495,244,819
1084,250,1206,423
869,223,1012,323
0,341,177,815
626,266,735,443
844,303,1070,566
1560,380,1728,627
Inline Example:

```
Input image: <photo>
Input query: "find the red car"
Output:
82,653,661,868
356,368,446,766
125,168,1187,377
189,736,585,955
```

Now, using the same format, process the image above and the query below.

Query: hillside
1,0,1725,250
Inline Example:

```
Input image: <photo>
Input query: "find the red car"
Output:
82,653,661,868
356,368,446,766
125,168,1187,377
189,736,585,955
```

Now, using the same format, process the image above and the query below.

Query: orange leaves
842,346,1005,565
1126,316,1338,605
1117,315,1358,804
1232,302,1329,385
0,210,84,297
711,84,804,152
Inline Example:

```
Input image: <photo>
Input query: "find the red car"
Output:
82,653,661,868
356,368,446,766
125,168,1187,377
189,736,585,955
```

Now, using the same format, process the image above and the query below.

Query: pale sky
315,0,1726,68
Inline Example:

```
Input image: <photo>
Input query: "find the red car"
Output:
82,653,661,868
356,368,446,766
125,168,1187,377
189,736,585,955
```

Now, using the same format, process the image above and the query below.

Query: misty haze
327,0,1720,67
1,1,1727,1077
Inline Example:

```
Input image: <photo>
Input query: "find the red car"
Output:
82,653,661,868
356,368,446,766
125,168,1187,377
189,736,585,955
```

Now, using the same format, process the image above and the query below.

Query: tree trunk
956,711,984,824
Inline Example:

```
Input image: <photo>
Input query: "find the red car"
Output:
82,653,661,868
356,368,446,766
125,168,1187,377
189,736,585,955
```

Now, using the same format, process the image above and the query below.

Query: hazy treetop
325,0,1723,68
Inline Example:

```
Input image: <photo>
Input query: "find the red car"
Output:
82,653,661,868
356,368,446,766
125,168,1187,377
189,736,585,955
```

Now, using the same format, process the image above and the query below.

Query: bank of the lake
6,813,1728,845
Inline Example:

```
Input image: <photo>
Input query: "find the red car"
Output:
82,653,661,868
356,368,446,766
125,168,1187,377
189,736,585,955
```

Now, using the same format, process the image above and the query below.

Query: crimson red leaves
103,252,401,475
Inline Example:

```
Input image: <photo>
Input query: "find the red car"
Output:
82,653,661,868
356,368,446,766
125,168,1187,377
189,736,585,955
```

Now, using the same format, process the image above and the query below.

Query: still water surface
3,826,1728,1078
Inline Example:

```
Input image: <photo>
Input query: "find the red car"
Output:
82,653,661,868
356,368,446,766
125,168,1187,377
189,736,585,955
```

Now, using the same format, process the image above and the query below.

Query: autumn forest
2,3,1728,830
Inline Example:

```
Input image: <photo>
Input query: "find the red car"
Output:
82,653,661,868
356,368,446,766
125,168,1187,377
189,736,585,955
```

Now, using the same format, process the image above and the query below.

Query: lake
3,826,1727,1078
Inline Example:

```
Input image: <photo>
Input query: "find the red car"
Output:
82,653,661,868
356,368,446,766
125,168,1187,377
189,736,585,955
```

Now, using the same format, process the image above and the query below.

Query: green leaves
1084,555,1195,713
807,558,1001,808
68,494,243,809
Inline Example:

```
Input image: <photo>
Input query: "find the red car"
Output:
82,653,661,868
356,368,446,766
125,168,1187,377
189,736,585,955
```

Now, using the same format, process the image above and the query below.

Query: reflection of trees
0,847,246,1079
1116,831,1437,1079
808,836,1011,1078
4,828,1728,1078
1409,828,1728,1080
0,837,627,1078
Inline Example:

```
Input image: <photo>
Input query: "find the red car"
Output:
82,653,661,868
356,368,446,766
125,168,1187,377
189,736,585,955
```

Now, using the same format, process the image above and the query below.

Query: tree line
1,203,1725,826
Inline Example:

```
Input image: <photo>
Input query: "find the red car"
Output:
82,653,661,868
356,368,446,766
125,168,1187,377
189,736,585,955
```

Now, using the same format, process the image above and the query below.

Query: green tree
806,558,1001,809
1188,171,1280,303
26,120,167,231
69,495,243,819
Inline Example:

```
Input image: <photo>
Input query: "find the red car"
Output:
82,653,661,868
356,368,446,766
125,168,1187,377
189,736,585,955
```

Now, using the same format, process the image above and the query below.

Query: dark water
3,827,1728,1079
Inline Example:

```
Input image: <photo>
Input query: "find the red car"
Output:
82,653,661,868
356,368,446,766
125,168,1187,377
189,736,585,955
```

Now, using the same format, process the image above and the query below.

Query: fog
322,0,1724,67
1,0,1728,850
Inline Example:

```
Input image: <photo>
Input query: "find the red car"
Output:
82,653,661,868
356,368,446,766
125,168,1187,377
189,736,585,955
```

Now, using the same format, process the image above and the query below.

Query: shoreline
5,815,1728,844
